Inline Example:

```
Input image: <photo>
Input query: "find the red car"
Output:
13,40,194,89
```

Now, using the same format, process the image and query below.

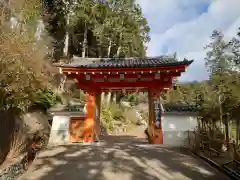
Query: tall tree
204,30,240,147
42,0,67,61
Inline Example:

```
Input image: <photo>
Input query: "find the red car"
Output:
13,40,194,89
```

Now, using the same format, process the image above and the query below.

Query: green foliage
100,103,125,132
136,93,148,103
125,93,138,106
33,89,61,109
42,0,150,59
122,92,148,106
160,29,240,145
0,0,55,111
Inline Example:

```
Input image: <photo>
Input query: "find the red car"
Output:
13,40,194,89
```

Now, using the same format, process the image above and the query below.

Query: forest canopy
0,0,150,110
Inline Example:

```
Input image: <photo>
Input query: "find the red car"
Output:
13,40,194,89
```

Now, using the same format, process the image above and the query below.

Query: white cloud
137,0,240,81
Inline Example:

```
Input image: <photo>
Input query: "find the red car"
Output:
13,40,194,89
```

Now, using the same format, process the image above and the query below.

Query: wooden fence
186,127,240,178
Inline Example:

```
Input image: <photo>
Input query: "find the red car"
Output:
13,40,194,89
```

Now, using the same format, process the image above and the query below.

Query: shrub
100,103,125,132
122,93,138,106
33,88,62,110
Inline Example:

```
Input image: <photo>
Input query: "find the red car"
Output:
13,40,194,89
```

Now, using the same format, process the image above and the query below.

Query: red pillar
148,89,163,144
94,91,101,141
83,90,96,143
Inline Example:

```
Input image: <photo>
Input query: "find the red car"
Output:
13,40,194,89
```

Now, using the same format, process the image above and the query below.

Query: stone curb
191,151,240,180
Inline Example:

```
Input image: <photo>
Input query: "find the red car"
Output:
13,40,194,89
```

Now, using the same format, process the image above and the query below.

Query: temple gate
57,57,193,144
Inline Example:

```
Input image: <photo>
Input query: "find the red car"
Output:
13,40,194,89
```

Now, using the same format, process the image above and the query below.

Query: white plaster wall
162,114,197,146
48,116,70,145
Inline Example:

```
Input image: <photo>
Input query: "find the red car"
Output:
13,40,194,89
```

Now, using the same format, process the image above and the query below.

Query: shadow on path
19,135,230,180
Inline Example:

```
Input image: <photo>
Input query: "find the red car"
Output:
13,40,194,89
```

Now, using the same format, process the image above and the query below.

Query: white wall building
48,104,85,145
162,105,198,146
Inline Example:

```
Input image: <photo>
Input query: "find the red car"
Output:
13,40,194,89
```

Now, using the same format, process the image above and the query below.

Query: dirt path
19,128,230,180
118,125,147,139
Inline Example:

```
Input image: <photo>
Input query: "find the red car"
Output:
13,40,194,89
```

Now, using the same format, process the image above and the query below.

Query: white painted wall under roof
48,116,70,145
48,111,197,146
162,113,197,146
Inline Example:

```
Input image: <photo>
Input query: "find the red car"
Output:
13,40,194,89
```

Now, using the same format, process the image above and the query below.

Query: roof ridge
60,56,193,68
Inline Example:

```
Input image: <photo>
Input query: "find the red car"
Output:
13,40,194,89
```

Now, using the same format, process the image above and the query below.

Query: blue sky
136,0,240,82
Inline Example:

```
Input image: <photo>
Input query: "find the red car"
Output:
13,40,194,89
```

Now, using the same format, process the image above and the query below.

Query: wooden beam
60,65,187,74
67,71,182,80
100,88,150,92
76,80,172,89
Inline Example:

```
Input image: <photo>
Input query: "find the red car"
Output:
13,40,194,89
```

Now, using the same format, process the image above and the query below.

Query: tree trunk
1,0,9,25
116,93,124,104
219,94,225,133
63,13,69,57
114,32,124,104
107,40,112,57
116,32,123,57
236,119,240,145
116,46,121,57
106,41,120,104
105,40,114,103
110,44,123,104
101,92,105,103
58,13,70,95
82,22,88,58
224,116,230,150
111,92,116,103
106,92,111,104
18,12,25,34
58,74,66,92
98,45,102,58
100,40,112,103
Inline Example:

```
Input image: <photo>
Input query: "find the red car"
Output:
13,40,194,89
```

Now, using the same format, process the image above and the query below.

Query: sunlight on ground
181,162,214,176
19,136,229,180
64,148,91,157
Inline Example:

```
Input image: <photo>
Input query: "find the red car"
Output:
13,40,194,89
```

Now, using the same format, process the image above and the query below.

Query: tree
0,0,56,111
204,30,240,147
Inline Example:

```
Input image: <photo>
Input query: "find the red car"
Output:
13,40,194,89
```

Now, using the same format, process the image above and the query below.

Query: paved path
19,134,230,180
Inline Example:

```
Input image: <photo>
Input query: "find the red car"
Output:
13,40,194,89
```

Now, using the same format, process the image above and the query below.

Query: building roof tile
164,104,199,113
59,56,193,69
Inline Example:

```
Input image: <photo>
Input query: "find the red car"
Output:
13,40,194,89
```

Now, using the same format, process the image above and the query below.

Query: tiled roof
48,104,85,116
59,56,193,68
163,104,199,112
